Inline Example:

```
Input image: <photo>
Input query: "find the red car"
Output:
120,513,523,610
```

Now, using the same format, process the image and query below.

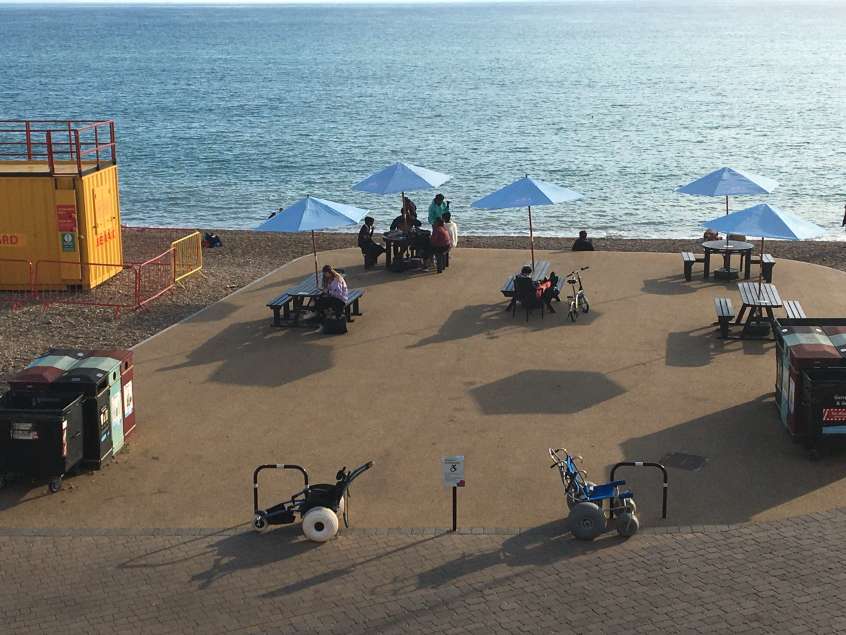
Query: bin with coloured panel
90,349,135,440
0,119,123,291
774,319,846,444
801,368,846,454
50,364,115,469
72,356,125,455
6,348,87,404
0,392,84,492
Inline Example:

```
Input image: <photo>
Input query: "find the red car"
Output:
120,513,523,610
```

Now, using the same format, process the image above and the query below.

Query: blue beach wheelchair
548,448,640,539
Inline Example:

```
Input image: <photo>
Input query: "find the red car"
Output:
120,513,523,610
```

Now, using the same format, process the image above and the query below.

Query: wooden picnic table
702,240,754,280
267,274,363,327
735,281,782,337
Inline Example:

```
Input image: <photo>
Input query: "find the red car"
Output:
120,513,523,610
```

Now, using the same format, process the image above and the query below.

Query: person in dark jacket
572,230,595,252
358,216,385,269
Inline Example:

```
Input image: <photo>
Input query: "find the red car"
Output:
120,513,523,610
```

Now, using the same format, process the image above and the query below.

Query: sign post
442,455,465,532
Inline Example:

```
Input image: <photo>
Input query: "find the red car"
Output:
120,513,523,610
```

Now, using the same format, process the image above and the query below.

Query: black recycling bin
0,392,85,493
801,368,846,457
50,366,114,469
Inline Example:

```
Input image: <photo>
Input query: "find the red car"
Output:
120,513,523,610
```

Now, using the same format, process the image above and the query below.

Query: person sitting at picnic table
390,207,422,232
427,193,450,225
430,218,451,273
517,265,559,311
703,228,720,241
358,216,386,269
571,230,595,252
314,265,348,320
442,211,458,268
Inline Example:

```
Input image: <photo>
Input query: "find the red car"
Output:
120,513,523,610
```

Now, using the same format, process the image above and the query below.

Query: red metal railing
0,119,116,176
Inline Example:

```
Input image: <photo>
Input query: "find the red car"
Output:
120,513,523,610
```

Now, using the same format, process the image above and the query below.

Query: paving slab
3,248,846,529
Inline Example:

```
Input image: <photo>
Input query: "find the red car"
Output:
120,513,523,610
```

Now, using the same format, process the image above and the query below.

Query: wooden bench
783,299,806,319
750,253,776,283
681,251,704,281
268,276,363,327
714,297,735,339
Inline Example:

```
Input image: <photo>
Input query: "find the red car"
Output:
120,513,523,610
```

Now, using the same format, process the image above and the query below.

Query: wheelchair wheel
615,511,639,538
253,512,270,533
619,497,637,514
302,507,339,543
569,502,606,540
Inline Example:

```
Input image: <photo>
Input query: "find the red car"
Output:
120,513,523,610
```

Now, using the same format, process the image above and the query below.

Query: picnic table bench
750,253,776,283
714,297,735,339
680,251,704,281
267,276,364,327
783,300,806,319
501,260,566,311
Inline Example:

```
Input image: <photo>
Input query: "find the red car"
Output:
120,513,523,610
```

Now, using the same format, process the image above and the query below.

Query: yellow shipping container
0,120,123,290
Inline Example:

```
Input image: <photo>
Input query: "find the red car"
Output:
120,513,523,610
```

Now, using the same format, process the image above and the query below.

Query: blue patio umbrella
703,203,824,293
352,161,451,221
472,175,583,268
257,195,368,285
677,167,778,216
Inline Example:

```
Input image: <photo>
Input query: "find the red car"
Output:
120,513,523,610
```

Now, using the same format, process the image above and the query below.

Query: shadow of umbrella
158,319,333,388
470,370,625,415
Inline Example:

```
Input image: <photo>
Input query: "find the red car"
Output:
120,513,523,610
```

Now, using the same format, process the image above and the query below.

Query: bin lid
9,365,67,387
26,354,82,372
75,356,121,373
53,366,111,394
781,326,842,361
822,327,846,354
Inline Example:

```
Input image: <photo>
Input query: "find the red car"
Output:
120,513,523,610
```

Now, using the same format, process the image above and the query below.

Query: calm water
1,1,845,238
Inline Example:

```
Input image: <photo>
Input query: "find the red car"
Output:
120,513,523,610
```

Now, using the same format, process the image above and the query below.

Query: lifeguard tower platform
0,120,123,290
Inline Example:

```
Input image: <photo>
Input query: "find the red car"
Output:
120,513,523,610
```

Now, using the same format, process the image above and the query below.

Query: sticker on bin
823,408,846,423
11,422,38,440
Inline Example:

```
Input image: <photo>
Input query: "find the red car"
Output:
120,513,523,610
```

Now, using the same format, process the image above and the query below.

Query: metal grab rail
609,461,668,520
0,119,116,175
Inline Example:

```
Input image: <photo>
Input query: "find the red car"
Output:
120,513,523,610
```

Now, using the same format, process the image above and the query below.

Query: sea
1,1,845,238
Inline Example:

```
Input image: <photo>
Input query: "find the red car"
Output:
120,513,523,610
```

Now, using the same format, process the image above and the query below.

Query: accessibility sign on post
442,455,465,488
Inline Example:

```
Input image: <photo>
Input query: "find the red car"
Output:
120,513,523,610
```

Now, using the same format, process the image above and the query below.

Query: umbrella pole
758,236,764,298
312,230,319,287
527,205,535,270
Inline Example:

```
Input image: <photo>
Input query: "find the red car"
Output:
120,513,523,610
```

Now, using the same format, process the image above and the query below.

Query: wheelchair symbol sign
442,455,465,487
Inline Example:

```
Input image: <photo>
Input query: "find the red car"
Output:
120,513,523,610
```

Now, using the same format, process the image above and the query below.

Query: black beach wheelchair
252,460,373,542
548,448,640,539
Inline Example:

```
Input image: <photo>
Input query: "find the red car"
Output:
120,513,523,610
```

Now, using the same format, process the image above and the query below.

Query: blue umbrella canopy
703,203,823,240
703,203,824,292
472,176,583,267
256,196,367,232
678,167,778,216
352,161,451,195
256,196,368,284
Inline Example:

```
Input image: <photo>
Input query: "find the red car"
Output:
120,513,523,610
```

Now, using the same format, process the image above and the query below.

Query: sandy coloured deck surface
3,247,846,530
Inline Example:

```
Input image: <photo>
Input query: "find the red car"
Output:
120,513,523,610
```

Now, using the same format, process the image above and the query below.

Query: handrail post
109,121,116,163
74,130,82,175
46,131,55,174
94,125,100,169
67,121,74,160
25,121,32,160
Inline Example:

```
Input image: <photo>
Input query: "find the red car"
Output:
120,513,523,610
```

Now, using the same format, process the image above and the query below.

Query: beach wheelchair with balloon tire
548,448,640,540
252,460,373,542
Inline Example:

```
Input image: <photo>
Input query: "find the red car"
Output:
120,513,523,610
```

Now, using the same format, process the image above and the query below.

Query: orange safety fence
136,249,175,308
0,258,35,310
171,231,203,283
33,259,143,318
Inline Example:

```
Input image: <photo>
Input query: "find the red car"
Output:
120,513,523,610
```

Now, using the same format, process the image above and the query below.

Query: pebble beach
2,226,844,383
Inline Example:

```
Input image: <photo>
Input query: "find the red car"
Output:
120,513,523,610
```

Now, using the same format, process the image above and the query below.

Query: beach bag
323,316,348,335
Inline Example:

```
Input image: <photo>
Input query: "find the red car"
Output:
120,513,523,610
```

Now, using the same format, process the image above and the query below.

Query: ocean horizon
2,1,845,238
